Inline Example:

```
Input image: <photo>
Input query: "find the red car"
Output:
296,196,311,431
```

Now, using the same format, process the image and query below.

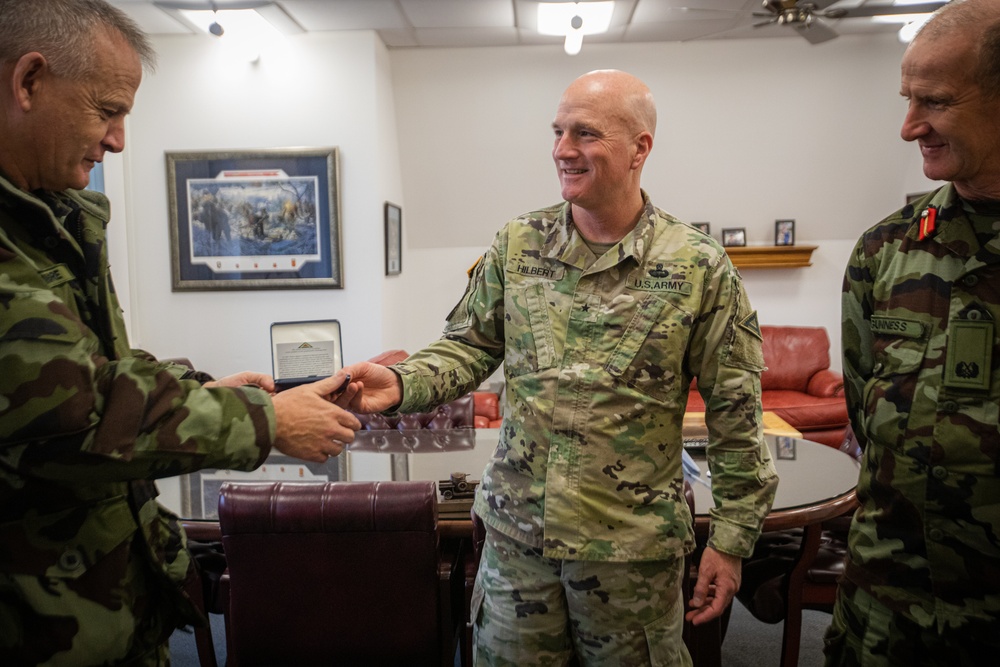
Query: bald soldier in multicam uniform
344,69,777,666
0,1,360,664
828,0,1000,664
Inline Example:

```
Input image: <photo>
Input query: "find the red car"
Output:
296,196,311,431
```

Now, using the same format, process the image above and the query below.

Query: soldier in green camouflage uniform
828,1,1000,664
345,70,777,666
0,2,360,664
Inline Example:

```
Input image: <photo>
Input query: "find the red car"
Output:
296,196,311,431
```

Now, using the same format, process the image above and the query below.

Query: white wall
112,31,401,372
386,34,939,369
107,31,404,501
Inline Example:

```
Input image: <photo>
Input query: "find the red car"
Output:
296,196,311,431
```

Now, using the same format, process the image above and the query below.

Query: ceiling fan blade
828,2,948,20
753,18,780,28
795,17,839,44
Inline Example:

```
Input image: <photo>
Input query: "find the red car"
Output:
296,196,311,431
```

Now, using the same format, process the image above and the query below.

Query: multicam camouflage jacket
0,176,275,665
395,193,778,562
842,183,1000,631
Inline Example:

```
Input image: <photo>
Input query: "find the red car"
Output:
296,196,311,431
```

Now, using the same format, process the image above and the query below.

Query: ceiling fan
720,1,951,45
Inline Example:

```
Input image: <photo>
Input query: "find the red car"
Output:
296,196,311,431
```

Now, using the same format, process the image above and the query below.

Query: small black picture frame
384,202,402,276
691,222,710,235
722,227,746,247
775,219,795,246
775,436,797,461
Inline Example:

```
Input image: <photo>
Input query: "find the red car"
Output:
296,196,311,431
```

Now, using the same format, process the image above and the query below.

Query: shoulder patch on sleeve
738,311,762,341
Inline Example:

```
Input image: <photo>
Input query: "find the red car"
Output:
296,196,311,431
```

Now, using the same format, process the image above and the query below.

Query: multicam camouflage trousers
471,526,692,667
823,583,1000,666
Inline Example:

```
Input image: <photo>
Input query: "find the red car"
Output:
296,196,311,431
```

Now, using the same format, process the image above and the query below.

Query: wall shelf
724,245,817,269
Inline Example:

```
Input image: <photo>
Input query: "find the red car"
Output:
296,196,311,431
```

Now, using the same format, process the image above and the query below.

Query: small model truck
439,472,478,500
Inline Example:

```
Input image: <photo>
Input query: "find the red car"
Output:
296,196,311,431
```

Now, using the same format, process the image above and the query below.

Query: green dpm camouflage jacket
842,182,1000,632
0,176,275,665
394,193,778,562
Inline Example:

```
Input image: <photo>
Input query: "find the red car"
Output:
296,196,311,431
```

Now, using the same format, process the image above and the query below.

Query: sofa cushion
763,391,850,431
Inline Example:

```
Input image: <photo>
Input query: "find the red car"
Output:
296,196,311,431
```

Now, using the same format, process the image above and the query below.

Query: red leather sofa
685,325,849,448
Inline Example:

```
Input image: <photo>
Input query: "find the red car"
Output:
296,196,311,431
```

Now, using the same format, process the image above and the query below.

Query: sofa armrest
806,369,844,398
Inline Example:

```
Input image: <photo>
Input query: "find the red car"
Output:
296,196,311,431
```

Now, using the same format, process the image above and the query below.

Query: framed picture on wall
385,202,402,276
691,222,710,235
166,147,342,291
775,219,795,246
721,227,746,247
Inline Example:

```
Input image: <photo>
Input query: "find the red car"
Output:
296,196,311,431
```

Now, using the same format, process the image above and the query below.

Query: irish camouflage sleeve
689,256,777,558
394,231,506,413
842,234,876,450
0,271,274,481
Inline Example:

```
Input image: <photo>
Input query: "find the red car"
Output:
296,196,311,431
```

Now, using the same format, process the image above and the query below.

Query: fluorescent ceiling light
873,13,930,24
538,1,614,56
180,8,282,37
537,2,614,36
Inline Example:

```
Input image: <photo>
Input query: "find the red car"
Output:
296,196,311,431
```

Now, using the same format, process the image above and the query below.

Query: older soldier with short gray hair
344,69,777,666
0,1,361,664
831,0,1000,663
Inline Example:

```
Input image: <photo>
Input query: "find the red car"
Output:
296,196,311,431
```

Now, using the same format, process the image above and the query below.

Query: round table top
687,434,860,532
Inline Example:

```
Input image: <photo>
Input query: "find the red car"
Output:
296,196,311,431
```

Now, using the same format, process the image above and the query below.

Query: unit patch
738,311,763,340
943,320,993,391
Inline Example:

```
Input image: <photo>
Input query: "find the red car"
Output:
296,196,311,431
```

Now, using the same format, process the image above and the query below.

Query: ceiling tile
401,0,516,29
282,0,409,31
414,26,520,47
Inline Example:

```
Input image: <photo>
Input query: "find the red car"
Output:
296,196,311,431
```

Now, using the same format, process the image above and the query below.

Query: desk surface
180,428,859,535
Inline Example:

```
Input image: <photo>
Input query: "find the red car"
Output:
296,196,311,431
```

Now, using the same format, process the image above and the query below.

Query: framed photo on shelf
385,202,402,276
166,147,342,291
775,436,797,461
691,222,710,235
775,219,795,246
721,227,746,247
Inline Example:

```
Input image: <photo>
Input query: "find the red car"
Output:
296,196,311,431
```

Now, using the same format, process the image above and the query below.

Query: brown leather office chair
218,480,461,666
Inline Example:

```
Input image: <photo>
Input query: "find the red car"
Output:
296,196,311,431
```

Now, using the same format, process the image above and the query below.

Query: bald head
561,70,657,139
913,0,1000,97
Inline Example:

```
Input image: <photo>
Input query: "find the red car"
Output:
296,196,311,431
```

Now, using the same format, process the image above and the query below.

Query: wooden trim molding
724,244,817,269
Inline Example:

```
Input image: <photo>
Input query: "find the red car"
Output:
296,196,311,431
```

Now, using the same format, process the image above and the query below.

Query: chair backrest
759,325,832,393
218,480,449,666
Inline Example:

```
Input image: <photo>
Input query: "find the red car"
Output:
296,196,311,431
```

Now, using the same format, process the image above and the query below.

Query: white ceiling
104,0,945,48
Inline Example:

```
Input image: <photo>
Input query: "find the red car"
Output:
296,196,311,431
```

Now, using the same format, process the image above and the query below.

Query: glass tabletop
685,434,860,516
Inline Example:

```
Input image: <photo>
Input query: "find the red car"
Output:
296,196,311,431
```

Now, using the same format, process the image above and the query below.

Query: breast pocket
503,282,557,378
605,293,690,405
862,335,928,450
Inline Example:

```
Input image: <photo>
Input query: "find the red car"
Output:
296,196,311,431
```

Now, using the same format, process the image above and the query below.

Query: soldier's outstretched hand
340,361,403,414
270,372,361,462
